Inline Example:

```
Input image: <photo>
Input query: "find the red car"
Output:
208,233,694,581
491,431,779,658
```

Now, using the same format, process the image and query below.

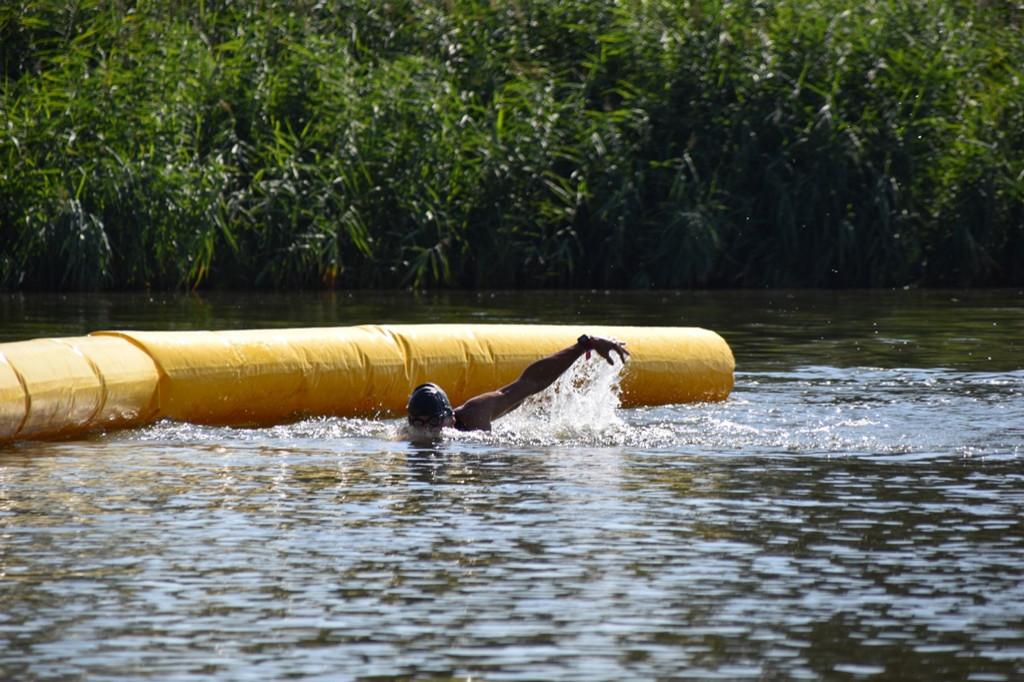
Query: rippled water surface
2,289,1022,681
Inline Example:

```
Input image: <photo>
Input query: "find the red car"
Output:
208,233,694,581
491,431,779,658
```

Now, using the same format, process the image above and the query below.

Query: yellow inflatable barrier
0,324,734,442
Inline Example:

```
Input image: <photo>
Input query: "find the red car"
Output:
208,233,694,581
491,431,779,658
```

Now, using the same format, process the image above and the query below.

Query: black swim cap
407,383,453,419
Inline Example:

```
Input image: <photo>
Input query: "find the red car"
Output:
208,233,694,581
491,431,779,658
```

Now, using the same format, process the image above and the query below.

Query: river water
1,289,1022,681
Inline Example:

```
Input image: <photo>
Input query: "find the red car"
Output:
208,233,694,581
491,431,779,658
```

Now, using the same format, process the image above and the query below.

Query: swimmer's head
406,383,455,432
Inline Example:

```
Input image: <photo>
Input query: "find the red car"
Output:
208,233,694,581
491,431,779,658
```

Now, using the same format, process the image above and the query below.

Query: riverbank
2,0,1022,291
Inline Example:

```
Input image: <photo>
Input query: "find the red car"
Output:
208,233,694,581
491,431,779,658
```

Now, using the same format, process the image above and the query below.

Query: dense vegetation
2,0,1023,291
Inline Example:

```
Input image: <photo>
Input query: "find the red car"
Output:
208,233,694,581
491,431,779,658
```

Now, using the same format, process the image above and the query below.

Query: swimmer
405,334,629,437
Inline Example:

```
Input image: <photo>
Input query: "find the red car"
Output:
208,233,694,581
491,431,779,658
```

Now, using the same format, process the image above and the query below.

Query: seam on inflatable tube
354,324,406,411
354,331,380,411
0,352,31,441
90,331,167,421
379,324,415,390
57,339,107,430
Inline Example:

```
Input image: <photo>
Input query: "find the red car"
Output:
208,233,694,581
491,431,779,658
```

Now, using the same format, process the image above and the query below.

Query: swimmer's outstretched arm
454,335,629,430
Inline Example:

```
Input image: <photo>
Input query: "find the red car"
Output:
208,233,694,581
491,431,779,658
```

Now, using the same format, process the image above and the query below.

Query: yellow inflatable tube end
0,336,159,441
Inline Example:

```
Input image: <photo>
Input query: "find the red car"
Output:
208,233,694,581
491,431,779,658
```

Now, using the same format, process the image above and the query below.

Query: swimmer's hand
581,335,630,365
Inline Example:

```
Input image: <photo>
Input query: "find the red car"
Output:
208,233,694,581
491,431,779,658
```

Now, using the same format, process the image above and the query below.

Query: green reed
1,0,1022,290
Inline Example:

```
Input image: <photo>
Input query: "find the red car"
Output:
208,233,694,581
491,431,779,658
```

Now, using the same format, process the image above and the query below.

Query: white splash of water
490,354,628,446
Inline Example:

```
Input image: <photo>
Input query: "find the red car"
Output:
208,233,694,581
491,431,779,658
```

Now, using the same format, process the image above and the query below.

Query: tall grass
2,0,1022,290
